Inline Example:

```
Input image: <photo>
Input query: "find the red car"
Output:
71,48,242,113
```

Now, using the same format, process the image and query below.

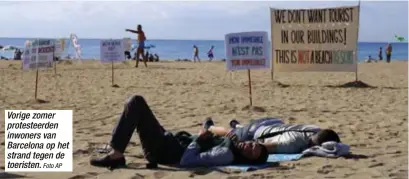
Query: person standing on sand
385,43,392,63
193,45,200,63
378,47,383,61
126,24,148,68
207,46,214,61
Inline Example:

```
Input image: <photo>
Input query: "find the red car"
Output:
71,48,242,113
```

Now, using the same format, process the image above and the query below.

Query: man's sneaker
229,119,240,129
203,117,214,130
90,155,126,169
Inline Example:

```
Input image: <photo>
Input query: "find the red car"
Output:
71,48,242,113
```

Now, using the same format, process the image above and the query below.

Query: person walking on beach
385,43,392,63
378,47,383,61
193,45,200,63
126,24,148,68
207,46,214,61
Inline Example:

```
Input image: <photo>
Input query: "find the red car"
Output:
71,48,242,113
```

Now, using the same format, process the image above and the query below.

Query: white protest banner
70,34,82,60
54,39,65,57
100,39,125,63
22,41,32,70
24,39,54,70
225,31,270,71
5,110,73,172
100,39,125,87
123,38,132,52
270,6,359,72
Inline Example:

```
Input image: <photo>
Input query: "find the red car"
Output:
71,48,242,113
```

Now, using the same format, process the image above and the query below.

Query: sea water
0,38,407,61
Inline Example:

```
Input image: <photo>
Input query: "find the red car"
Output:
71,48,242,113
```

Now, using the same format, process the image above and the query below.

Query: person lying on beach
89,95,268,169
125,24,148,68
202,117,341,154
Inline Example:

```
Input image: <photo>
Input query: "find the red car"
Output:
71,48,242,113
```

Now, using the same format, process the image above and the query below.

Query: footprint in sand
68,172,98,179
94,132,111,137
131,173,144,179
317,164,335,174
153,171,168,179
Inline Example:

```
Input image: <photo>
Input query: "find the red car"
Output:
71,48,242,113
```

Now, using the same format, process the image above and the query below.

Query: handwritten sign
54,39,65,57
23,39,54,70
225,31,270,71
123,38,132,52
100,39,125,63
270,6,359,72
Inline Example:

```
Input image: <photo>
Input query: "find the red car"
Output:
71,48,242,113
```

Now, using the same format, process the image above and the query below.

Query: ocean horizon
1,37,407,61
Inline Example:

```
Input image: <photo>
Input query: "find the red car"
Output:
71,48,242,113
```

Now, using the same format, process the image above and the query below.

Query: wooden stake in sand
53,44,57,75
111,60,114,86
355,0,361,82
35,68,39,99
247,69,253,107
34,38,40,100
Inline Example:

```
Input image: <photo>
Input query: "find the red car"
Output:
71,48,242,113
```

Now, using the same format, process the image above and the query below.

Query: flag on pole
394,34,405,42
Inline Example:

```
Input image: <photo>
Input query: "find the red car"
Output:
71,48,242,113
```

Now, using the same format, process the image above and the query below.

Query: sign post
355,1,361,82
224,31,270,108
247,69,252,106
100,39,125,87
25,39,54,101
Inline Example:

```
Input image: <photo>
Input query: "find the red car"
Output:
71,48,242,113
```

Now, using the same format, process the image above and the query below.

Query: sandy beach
0,60,407,179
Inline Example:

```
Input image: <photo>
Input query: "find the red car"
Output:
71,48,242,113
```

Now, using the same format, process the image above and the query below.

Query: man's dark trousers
110,95,185,164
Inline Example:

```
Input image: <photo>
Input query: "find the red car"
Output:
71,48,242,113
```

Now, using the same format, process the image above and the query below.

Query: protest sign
224,31,269,108
70,34,82,60
22,39,55,100
100,39,125,63
225,31,270,71
24,39,54,70
270,6,359,73
54,39,65,57
100,39,125,87
123,38,132,52
22,42,32,70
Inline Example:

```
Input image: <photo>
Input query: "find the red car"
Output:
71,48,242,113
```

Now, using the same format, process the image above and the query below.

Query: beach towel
219,154,303,172
219,142,350,172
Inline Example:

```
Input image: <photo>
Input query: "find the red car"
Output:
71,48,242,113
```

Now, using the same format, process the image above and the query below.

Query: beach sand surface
0,60,407,179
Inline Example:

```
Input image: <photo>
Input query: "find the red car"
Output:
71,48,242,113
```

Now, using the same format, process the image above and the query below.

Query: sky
0,0,407,42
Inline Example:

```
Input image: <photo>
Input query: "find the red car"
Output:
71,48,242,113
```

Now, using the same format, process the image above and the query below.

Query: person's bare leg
135,51,140,68
143,50,148,67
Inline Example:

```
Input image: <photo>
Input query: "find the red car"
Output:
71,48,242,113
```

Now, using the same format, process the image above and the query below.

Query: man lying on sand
203,117,341,154
90,95,268,169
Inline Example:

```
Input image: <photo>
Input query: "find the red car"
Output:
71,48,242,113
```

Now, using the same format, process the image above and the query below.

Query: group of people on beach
125,24,216,65
366,43,393,63
90,95,342,169
193,45,215,63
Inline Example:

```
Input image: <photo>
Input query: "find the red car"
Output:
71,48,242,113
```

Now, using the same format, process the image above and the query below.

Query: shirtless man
385,43,392,63
126,24,147,68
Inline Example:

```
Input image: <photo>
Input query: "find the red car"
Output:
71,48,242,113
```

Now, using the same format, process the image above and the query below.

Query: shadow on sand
273,81,407,89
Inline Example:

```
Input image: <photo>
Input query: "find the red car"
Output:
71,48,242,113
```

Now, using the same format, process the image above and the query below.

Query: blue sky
0,1,407,42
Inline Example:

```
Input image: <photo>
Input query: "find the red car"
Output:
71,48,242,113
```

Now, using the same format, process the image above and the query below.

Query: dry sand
0,60,407,179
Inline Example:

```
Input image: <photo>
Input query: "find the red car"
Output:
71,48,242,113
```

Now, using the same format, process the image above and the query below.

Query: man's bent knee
126,95,147,107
